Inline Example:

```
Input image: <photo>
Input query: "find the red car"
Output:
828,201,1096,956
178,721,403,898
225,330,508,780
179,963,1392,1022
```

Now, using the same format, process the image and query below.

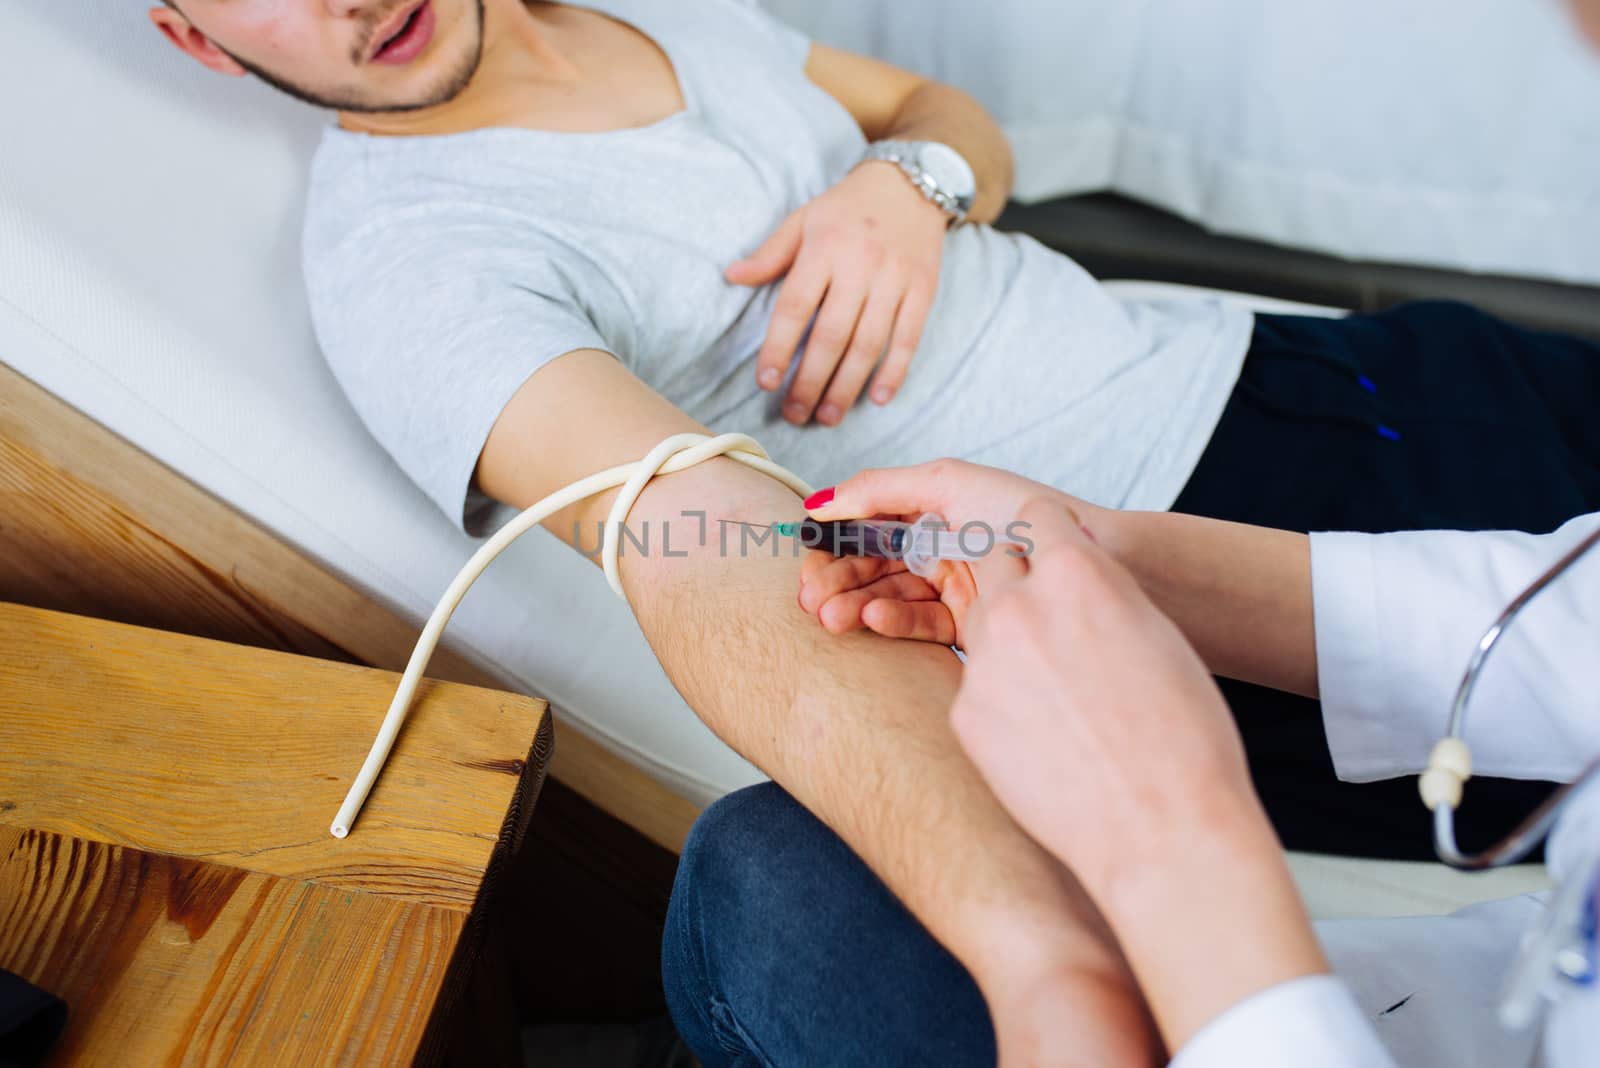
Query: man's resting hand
727,162,945,428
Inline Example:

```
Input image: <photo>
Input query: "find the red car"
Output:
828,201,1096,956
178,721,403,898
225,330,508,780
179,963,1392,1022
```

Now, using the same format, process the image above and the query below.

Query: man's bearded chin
216,2,485,114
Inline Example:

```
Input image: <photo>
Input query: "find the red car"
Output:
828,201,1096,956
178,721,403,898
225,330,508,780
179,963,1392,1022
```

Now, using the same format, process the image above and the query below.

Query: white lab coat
1173,512,1600,1068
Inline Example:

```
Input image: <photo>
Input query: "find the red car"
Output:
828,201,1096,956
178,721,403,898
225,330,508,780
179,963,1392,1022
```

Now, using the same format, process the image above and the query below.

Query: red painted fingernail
804,488,836,510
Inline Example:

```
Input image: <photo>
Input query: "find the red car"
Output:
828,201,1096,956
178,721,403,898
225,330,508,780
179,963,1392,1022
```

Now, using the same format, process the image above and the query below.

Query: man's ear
148,7,248,77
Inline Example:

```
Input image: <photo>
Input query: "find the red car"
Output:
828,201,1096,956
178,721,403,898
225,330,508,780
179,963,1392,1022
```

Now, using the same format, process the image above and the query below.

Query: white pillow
767,0,1600,285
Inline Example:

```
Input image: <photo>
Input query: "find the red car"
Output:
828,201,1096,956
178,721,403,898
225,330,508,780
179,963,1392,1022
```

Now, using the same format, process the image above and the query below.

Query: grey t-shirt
303,0,1253,535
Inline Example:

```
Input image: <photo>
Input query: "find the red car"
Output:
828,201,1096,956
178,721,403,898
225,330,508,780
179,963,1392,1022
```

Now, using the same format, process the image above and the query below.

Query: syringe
782,513,994,578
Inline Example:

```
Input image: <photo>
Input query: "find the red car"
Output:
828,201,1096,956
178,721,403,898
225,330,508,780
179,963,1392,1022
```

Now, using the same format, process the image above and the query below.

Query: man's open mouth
371,1,434,65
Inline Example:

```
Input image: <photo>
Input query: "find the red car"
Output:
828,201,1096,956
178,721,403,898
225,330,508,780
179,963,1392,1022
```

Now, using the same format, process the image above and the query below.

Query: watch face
916,142,977,208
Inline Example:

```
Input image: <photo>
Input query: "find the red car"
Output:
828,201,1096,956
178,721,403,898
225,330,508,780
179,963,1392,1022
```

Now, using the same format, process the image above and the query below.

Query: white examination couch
0,3,1547,919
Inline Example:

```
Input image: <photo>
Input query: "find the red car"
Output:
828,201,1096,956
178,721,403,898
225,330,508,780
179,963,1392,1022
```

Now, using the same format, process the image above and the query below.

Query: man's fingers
861,598,960,646
811,570,941,637
815,282,902,425
755,260,829,394
853,570,943,604
783,279,866,424
726,211,804,288
815,588,878,635
870,280,933,405
799,554,898,613
798,547,854,586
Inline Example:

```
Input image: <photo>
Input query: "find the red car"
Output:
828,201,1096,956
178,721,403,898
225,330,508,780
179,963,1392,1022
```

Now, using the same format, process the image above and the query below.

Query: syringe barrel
902,513,993,578
799,518,910,559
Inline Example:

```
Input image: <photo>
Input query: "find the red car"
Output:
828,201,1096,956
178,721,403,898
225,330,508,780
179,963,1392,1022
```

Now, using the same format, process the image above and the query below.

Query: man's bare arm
476,350,1145,1045
803,45,1015,224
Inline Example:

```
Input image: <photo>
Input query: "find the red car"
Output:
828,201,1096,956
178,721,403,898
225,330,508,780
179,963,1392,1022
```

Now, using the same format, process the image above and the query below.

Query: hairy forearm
616,460,1098,990
1098,510,1320,698
884,83,1014,223
476,352,1103,997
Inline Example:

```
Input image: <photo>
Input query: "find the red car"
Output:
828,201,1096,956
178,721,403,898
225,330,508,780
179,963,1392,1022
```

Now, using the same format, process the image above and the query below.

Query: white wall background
768,0,1600,283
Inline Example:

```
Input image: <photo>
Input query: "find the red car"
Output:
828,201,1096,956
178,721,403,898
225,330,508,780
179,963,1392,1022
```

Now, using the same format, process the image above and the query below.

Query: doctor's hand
952,498,1330,1052
727,162,946,427
949,497,1251,884
797,459,1105,648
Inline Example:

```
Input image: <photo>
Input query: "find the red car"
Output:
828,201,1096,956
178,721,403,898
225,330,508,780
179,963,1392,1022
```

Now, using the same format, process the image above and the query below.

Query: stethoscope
1422,524,1600,869
1418,524,1600,1028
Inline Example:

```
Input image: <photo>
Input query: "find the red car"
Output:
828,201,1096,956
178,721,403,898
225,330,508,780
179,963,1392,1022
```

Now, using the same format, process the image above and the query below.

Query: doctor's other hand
950,498,1330,1052
948,496,1250,885
727,161,945,427
797,459,1103,648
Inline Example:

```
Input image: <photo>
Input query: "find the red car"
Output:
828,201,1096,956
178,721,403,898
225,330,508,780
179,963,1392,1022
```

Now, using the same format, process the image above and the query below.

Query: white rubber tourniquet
330,433,814,838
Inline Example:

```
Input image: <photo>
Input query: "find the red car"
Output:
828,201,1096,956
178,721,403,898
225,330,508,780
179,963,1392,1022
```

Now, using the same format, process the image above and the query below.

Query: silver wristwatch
861,140,977,227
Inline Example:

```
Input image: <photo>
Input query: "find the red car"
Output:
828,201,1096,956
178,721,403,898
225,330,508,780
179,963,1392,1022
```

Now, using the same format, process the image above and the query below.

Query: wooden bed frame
0,360,700,854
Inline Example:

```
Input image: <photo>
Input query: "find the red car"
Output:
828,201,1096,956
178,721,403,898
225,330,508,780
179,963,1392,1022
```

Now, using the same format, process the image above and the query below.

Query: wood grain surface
0,828,459,1066
0,601,553,1066
0,359,699,852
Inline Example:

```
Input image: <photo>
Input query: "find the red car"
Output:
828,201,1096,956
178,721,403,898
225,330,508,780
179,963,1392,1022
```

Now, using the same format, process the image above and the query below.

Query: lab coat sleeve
1311,512,1600,784
1171,975,1399,1068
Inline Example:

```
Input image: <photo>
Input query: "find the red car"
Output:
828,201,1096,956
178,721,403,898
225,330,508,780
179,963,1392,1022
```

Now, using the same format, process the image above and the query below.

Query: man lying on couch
150,0,1600,1059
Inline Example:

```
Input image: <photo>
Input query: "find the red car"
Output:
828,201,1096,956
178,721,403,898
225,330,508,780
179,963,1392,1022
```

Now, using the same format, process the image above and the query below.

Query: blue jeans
661,783,996,1067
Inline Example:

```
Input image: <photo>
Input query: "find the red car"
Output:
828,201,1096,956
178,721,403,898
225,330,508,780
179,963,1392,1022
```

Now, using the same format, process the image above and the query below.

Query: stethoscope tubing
1433,526,1600,869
